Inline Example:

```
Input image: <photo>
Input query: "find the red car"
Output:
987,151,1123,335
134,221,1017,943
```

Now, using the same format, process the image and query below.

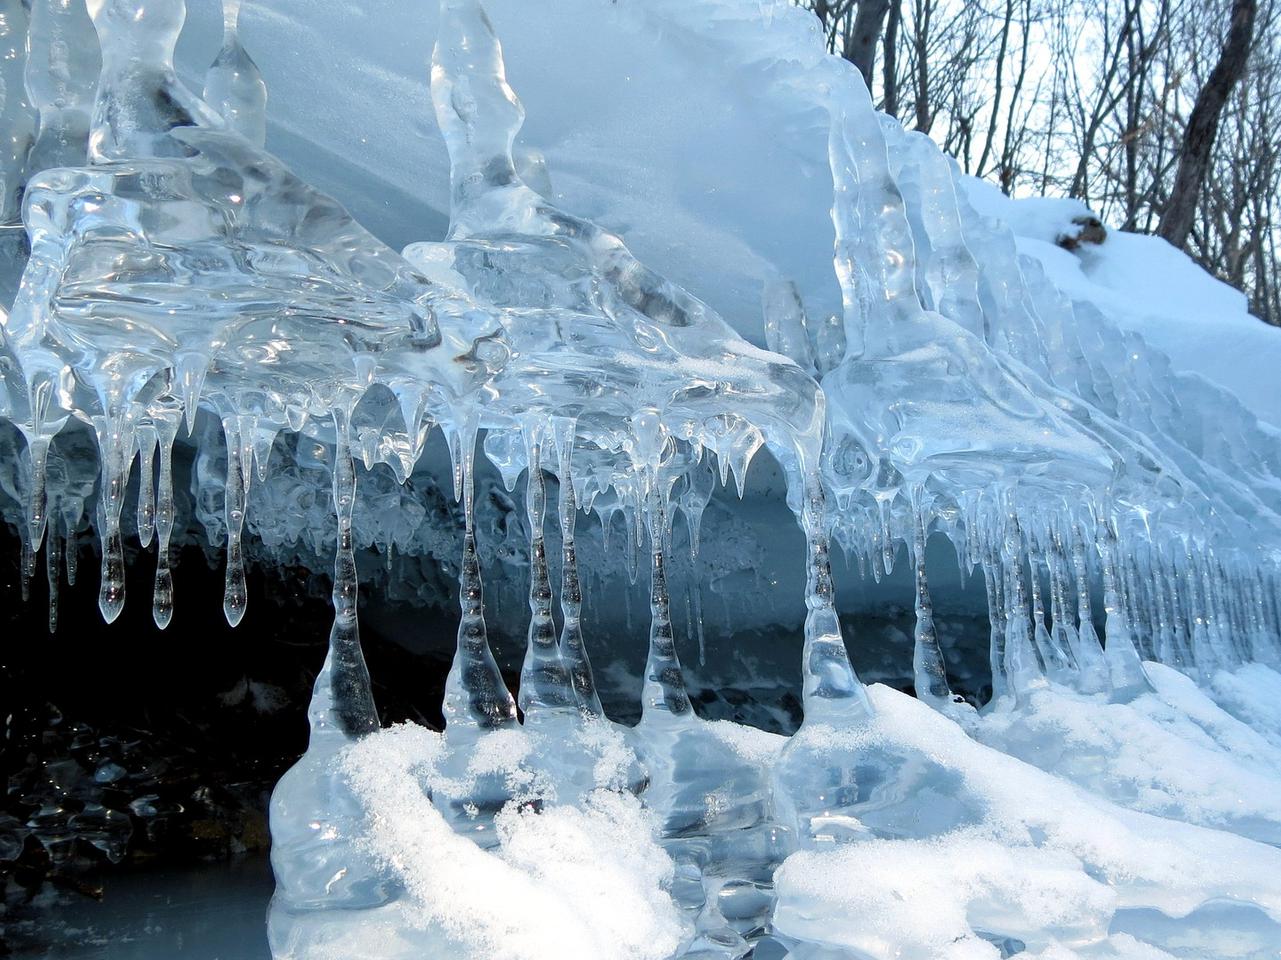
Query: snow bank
961,176,1281,428
336,724,688,960
773,683,1281,958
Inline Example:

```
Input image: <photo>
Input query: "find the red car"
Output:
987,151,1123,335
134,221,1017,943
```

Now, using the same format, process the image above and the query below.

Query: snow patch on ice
339,724,688,960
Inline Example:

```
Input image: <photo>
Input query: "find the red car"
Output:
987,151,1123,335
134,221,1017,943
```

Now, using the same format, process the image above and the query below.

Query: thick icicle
517,429,580,723
1097,520,1151,699
1025,529,1073,682
441,420,516,735
983,544,1009,705
135,425,156,548
762,278,816,374
797,475,871,724
202,0,268,147
554,423,603,717
87,0,222,162
1070,524,1110,694
23,0,98,173
909,495,953,709
641,492,692,720
93,413,133,623
152,413,178,629
306,411,378,744
1001,510,1046,699
222,416,249,627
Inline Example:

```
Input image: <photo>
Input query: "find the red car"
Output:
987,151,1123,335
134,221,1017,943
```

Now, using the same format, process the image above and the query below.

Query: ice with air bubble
3,0,1281,958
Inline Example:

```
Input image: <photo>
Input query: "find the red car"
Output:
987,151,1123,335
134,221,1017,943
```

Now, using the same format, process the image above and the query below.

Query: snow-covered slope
963,176,1281,429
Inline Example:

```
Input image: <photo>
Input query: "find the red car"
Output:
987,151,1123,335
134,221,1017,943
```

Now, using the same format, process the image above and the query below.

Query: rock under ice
2,0,1281,958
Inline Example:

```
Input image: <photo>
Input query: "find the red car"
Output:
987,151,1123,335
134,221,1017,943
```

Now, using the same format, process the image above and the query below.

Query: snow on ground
329,666,1281,960
772,681,1281,960
972,664,1281,844
962,177,1281,429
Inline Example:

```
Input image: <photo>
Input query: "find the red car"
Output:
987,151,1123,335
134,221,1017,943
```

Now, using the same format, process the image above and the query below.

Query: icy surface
2,0,1281,958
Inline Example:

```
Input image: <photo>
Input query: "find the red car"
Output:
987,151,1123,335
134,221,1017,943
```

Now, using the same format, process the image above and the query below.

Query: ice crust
3,0,1281,958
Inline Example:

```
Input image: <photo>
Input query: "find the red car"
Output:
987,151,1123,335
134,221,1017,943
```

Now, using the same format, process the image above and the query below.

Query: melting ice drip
2,0,1281,957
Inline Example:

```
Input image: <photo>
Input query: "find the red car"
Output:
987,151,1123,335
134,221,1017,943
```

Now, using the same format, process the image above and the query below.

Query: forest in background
797,0,1281,326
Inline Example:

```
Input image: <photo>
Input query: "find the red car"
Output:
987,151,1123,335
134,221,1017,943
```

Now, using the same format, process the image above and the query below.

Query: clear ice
2,0,1281,958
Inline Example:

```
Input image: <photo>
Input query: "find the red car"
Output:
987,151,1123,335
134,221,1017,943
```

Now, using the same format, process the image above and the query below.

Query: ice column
554,422,603,717
517,427,582,724
909,490,953,709
307,412,378,743
24,0,100,172
202,0,267,147
86,0,222,161
441,420,517,737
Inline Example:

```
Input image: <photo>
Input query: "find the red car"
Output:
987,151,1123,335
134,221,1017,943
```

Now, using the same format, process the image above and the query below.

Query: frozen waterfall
3,0,1281,958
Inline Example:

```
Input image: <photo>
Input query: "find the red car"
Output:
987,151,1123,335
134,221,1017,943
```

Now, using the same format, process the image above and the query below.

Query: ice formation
2,0,1281,958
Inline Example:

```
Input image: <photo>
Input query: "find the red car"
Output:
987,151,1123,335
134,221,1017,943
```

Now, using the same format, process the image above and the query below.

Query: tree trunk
1158,0,1257,249
846,0,892,90
883,0,901,117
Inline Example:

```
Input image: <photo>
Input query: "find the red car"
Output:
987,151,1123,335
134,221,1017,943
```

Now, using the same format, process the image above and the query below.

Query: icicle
1026,531,1072,681
1001,510,1046,698
306,410,378,745
176,354,208,436
983,543,1009,706
93,412,134,624
1070,524,1110,694
0,2,35,227
46,512,59,634
811,312,847,377
65,522,78,587
1182,546,1213,673
442,418,517,736
1150,547,1178,667
640,490,693,721
517,427,580,724
222,416,249,627
203,0,268,147
693,577,706,668
24,0,98,172
761,277,816,373
23,435,50,595
797,473,871,725
135,425,157,548
878,496,895,576
1096,520,1149,699
1167,551,1195,676
554,422,603,718
1124,550,1156,662
679,456,715,560
87,0,222,163
152,413,178,629
1046,526,1081,676
909,495,952,709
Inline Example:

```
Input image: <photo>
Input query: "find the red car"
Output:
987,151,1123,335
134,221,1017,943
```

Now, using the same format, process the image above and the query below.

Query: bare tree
794,0,1281,325
1158,0,1259,247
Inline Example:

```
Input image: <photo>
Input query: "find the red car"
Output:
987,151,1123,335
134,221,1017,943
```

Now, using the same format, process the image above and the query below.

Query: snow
773,682,1281,959
330,724,687,960
961,175,1281,428
316,675,1281,960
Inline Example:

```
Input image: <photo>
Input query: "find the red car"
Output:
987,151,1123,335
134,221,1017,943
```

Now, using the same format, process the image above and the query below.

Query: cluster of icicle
0,0,860,752
0,0,1278,796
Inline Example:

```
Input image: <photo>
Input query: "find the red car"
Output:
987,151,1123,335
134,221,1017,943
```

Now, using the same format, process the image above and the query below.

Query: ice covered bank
2,0,1281,957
